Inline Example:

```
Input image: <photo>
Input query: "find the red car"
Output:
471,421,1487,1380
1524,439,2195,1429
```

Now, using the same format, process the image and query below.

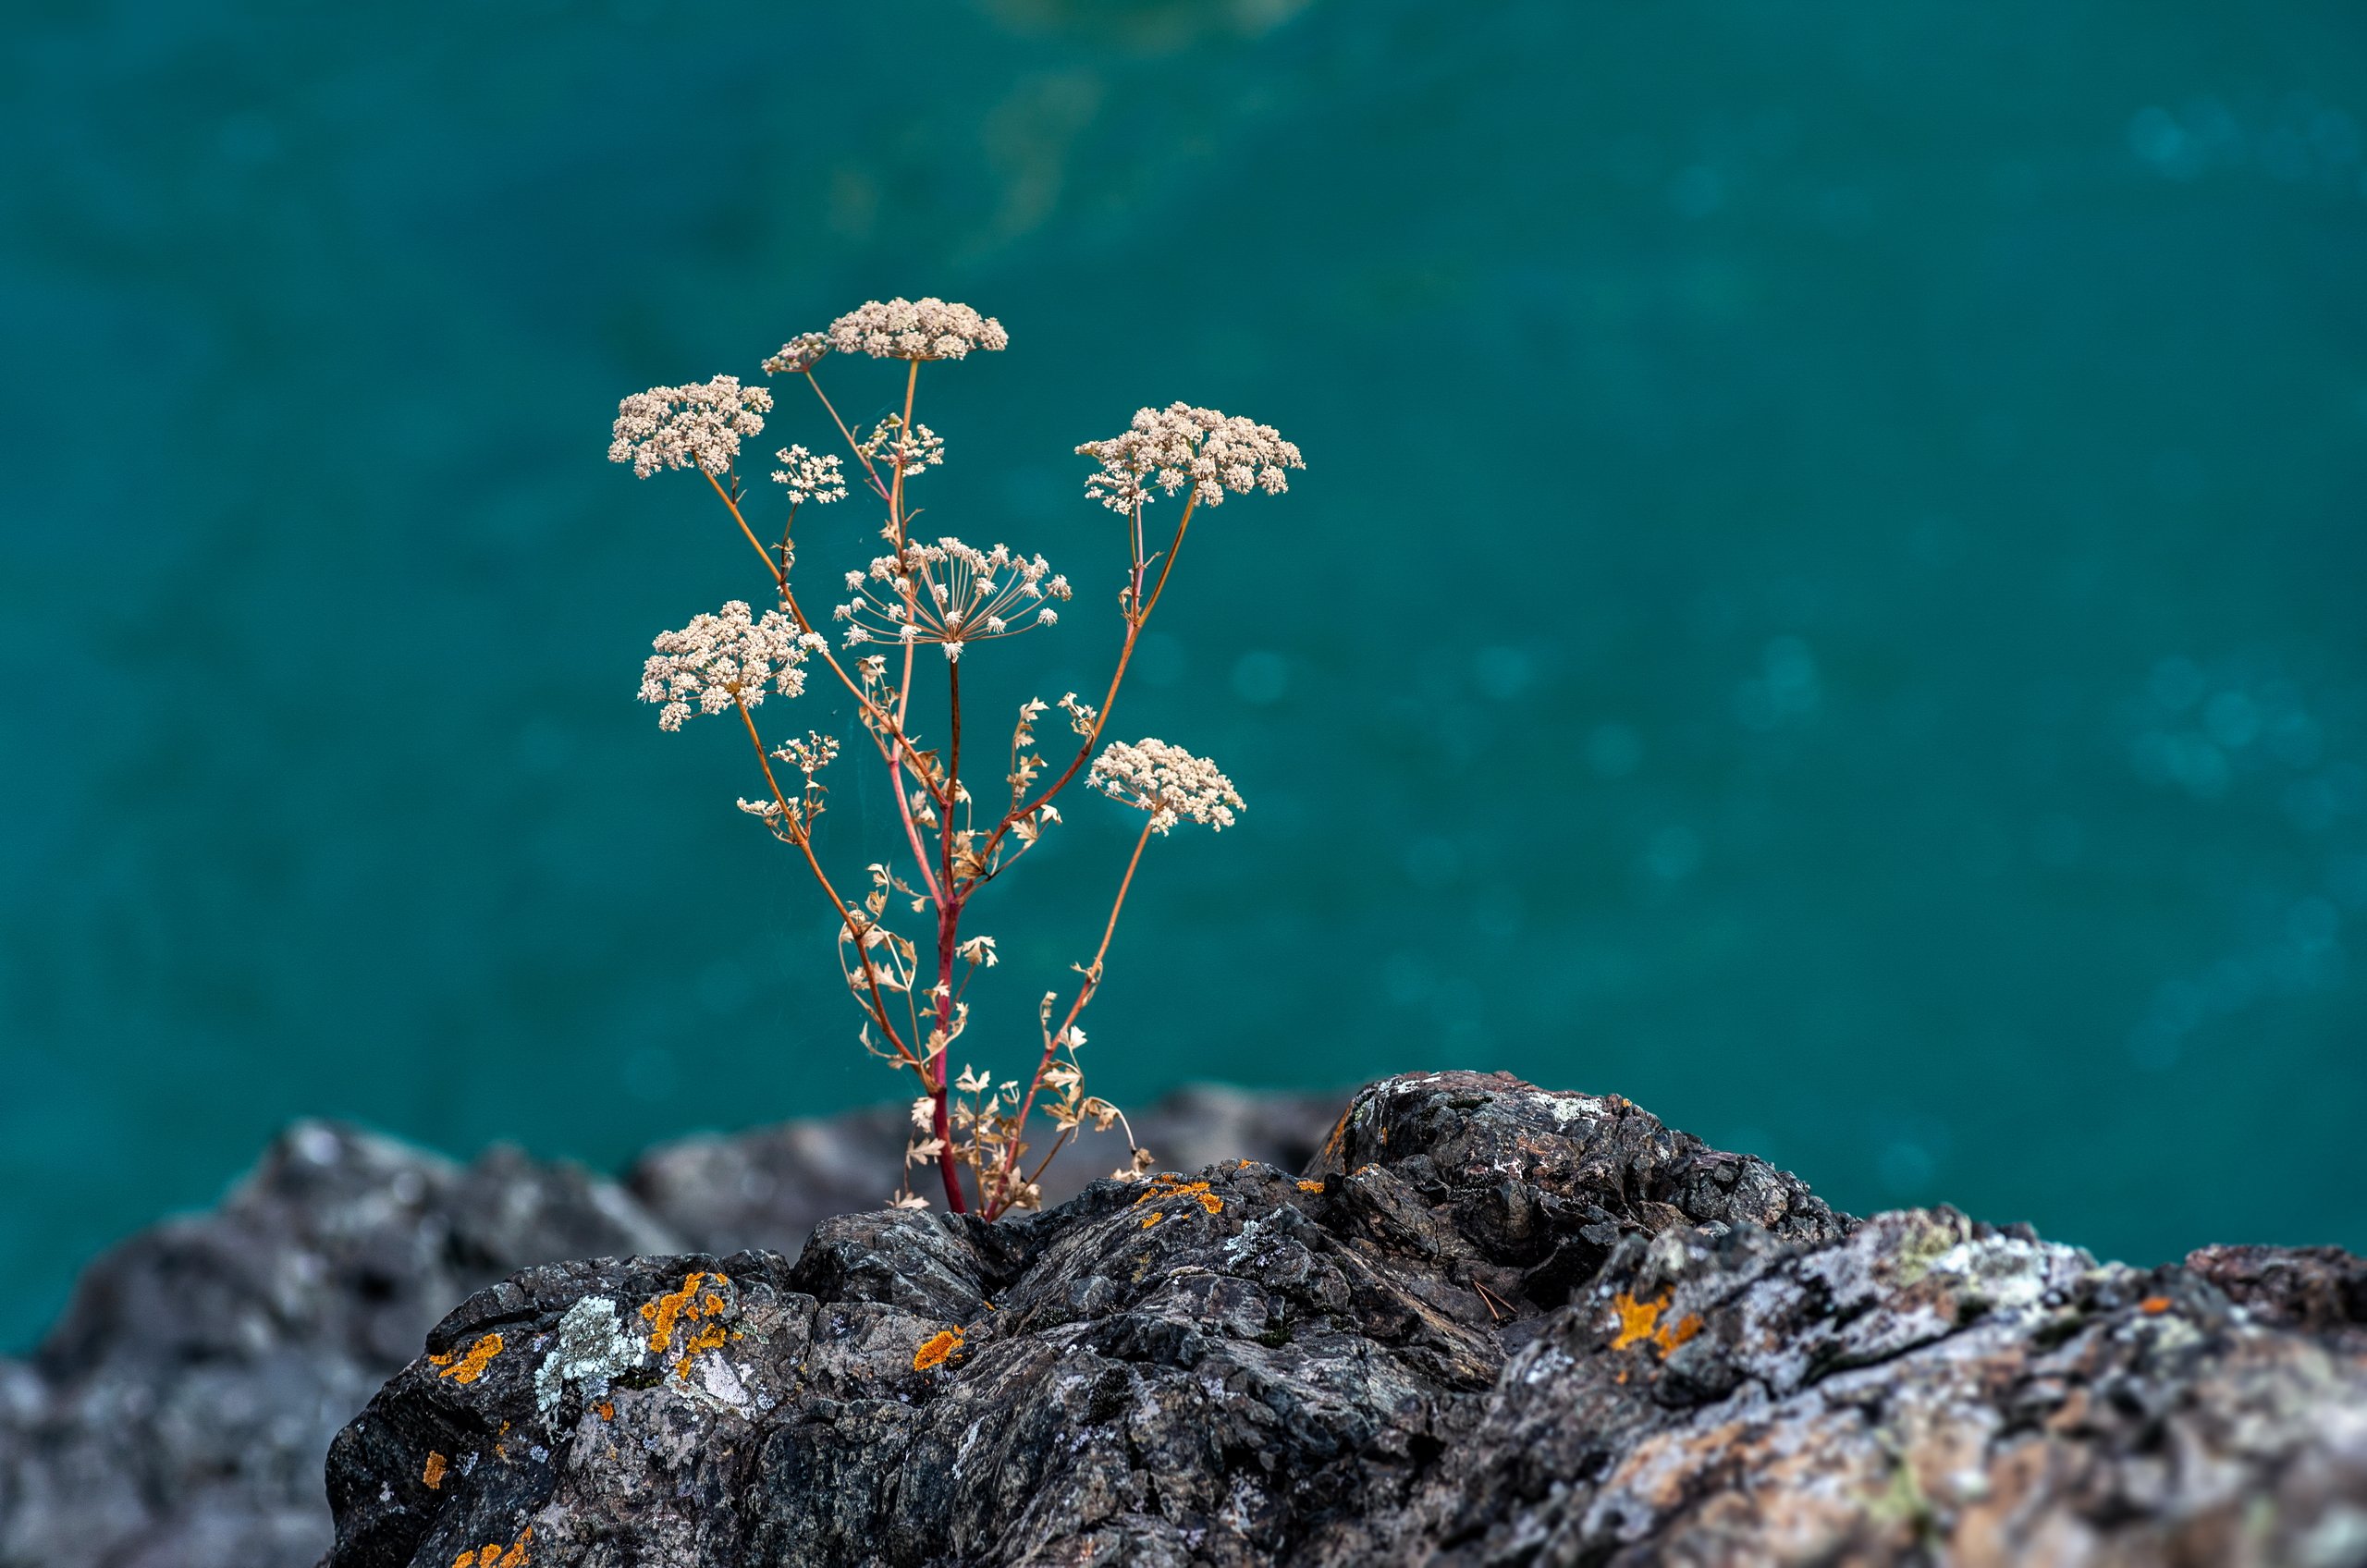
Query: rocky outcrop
0,1086,1338,1568
312,1072,2367,1568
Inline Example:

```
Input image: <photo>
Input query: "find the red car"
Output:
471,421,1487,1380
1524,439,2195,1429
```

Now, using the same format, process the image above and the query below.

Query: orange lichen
1140,1212,1164,1229
1296,1180,1324,1194
1610,1291,1664,1350
427,1350,456,1369
595,1400,615,1422
913,1327,964,1371
2140,1295,2173,1315
455,1527,534,1568
640,1271,722,1352
675,1322,729,1378
422,1451,448,1490
703,1292,727,1315
436,1334,504,1384
1319,1108,1353,1163
1131,1176,1222,1215
1609,1291,1702,1358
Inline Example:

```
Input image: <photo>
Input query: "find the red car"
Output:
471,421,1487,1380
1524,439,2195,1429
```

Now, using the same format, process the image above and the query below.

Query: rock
0,1121,680,1568
312,1072,2367,1568
0,1084,1339,1568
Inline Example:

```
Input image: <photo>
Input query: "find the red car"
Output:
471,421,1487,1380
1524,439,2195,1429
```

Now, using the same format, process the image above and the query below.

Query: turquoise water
4,0,2364,1349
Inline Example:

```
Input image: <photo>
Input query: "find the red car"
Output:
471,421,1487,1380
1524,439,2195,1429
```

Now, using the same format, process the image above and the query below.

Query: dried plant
611,298,1303,1218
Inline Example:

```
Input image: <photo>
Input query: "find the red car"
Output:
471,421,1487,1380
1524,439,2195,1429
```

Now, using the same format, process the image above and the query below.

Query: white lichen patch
693,1352,752,1411
1517,1341,1576,1387
1928,1236,2081,1316
1543,1094,1604,1126
534,1296,641,1423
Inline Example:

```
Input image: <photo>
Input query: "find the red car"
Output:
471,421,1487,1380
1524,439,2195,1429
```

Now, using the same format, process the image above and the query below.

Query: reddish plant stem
926,656,968,1212
856,359,966,1213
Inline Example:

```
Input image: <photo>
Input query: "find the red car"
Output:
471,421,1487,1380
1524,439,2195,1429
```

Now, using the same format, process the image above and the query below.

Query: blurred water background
3,0,2364,1347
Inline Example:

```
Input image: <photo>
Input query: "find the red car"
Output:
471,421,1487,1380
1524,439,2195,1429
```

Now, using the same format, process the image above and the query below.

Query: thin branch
701,468,944,794
978,491,1200,866
733,696,914,1067
987,816,1156,1214
802,370,891,501
705,469,784,587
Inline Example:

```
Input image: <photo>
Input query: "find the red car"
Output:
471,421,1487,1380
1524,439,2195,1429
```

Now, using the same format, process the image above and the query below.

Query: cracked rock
313,1071,2367,1567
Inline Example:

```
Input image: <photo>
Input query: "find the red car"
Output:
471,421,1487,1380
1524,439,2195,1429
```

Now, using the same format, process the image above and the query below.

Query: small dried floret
1076,402,1304,513
828,298,1009,361
772,446,847,505
639,601,807,730
609,377,772,478
1088,739,1245,833
762,333,830,375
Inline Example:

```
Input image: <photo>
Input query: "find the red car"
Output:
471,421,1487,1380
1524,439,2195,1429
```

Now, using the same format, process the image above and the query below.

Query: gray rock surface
0,1086,1338,1568
628,1084,1343,1259
313,1072,2367,1568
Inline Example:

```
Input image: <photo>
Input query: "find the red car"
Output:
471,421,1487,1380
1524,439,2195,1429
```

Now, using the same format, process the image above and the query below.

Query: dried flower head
1087,739,1245,833
855,414,944,477
834,536,1073,662
827,298,1009,361
609,377,772,479
1076,402,1304,513
772,730,840,778
772,446,848,505
639,601,810,730
762,333,830,375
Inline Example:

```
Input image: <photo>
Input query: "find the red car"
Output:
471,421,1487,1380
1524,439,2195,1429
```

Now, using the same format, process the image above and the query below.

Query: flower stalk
613,299,1302,1216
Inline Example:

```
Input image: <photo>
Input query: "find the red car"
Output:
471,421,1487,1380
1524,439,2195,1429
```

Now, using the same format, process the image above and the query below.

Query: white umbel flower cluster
762,333,830,375
1076,402,1305,513
1087,739,1245,834
827,298,1010,361
834,537,1072,662
608,377,772,478
772,446,848,505
639,600,815,730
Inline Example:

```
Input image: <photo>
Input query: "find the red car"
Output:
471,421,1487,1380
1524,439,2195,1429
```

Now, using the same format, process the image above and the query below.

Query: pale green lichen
534,1296,639,1424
